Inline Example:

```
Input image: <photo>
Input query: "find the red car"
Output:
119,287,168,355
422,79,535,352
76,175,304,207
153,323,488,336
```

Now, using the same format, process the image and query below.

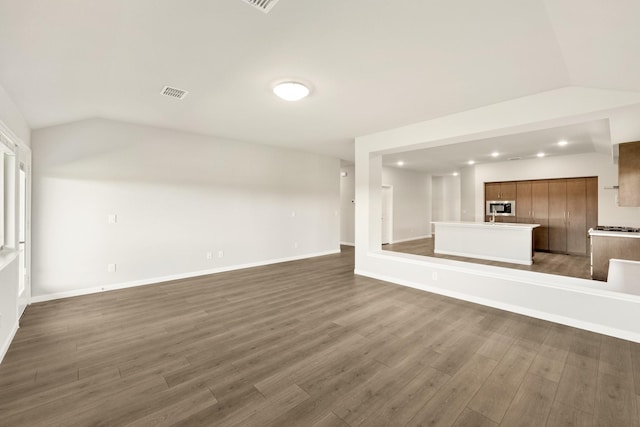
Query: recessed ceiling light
467,160,475,165
453,172,459,176
558,140,568,146
397,161,404,167
491,152,500,158
537,152,545,158
273,81,310,101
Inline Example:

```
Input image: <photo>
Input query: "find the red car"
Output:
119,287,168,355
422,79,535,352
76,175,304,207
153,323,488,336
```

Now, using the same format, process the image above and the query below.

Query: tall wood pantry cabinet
516,181,549,251
485,177,597,255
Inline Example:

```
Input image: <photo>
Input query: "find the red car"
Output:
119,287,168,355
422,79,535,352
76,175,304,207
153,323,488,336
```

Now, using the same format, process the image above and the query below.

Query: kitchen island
432,221,540,265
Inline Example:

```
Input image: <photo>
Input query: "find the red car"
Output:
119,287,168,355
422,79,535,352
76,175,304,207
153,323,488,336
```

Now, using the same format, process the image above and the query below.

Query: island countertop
431,221,540,229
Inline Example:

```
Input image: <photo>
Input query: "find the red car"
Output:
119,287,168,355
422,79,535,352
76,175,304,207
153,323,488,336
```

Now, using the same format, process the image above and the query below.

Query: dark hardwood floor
384,237,591,280
1,246,638,426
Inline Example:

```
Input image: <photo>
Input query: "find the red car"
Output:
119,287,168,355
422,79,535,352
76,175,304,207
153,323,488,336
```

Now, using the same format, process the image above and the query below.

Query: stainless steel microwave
486,200,515,216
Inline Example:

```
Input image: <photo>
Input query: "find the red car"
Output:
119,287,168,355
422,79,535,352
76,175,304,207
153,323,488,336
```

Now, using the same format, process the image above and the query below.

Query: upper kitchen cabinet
485,181,516,200
618,141,640,206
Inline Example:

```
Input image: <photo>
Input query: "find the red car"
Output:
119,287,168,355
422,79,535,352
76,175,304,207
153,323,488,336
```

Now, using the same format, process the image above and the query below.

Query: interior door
381,186,392,245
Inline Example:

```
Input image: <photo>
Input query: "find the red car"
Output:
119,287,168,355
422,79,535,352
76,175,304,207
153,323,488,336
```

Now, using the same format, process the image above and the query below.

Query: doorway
381,185,393,244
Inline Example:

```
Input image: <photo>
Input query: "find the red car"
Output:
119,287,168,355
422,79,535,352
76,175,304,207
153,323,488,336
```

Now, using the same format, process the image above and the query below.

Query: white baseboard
390,234,432,244
354,268,640,344
0,321,19,365
31,249,341,303
340,241,355,247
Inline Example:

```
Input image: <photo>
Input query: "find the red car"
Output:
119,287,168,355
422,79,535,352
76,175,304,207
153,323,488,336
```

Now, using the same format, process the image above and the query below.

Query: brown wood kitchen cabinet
566,178,587,255
516,181,532,223
618,141,640,206
485,177,596,255
485,182,517,223
547,177,597,255
548,179,567,253
531,180,549,251
485,182,516,200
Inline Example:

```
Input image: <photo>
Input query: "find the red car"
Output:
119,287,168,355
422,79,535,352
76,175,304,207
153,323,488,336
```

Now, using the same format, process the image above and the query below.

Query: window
0,149,5,249
0,133,15,250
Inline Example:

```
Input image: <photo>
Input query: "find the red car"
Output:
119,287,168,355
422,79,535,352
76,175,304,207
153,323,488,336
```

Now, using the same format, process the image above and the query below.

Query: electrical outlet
206,251,213,260
218,250,224,258
432,271,438,281
107,264,117,273
107,214,117,224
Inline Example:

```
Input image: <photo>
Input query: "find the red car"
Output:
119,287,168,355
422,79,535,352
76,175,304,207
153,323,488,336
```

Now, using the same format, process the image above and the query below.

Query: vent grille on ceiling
161,86,189,100
241,0,280,13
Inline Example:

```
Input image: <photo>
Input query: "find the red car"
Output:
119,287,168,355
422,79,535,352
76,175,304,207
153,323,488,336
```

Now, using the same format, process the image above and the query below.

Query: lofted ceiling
0,0,639,161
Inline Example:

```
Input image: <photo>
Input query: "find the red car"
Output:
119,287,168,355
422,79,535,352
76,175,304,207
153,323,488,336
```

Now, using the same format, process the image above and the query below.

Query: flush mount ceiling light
558,140,568,146
467,160,475,165
491,151,500,158
397,161,405,167
537,152,545,158
273,82,310,101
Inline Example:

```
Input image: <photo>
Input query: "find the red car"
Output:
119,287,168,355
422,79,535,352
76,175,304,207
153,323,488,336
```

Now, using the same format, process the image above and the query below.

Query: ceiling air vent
508,157,522,161
160,86,189,100
241,0,280,13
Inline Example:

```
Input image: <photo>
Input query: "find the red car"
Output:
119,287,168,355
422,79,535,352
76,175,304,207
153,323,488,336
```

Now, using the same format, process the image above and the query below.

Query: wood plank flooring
384,237,591,280
1,246,638,426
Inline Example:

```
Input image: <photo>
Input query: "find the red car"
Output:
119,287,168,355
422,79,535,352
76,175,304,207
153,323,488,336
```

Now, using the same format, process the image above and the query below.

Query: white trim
340,241,355,246
0,249,18,271
0,120,25,151
30,249,341,303
367,249,640,300
434,249,533,265
354,268,640,343
0,320,18,365
390,234,432,244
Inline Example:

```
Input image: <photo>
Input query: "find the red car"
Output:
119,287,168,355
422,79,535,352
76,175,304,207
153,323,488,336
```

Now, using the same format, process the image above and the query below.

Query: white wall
381,167,431,243
441,175,461,221
341,165,431,245
0,83,30,364
340,165,355,245
474,152,640,226
431,176,444,225
31,118,340,300
431,174,462,230
0,86,30,147
460,165,476,221
355,87,640,342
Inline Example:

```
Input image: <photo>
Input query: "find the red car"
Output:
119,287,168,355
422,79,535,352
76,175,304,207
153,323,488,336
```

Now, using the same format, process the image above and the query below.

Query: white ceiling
1,0,639,161
382,119,612,174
